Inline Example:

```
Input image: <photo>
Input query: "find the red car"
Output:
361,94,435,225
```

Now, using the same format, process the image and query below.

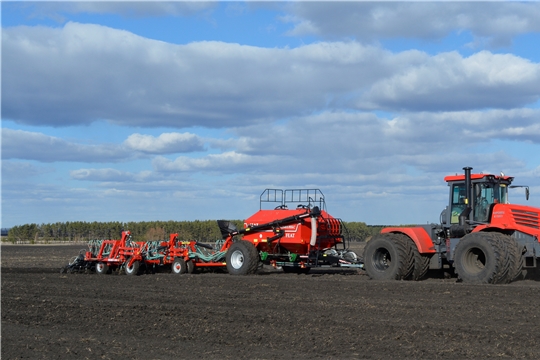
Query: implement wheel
95,262,109,275
454,232,508,284
172,258,187,274
226,241,259,275
125,257,140,276
363,233,413,280
186,260,196,274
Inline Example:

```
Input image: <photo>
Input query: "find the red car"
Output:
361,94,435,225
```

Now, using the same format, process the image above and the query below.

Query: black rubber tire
95,262,109,275
125,257,140,276
248,241,261,269
186,260,196,274
493,233,523,283
282,266,311,274
172,258,187,274
454,232,509,284
363,233,414,280
407,239,431,281
226,241,259,275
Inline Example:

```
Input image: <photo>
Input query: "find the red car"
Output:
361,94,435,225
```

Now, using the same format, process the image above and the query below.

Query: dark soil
3,245,540,359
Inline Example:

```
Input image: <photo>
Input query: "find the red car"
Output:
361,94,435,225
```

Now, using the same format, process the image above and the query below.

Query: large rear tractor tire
226,241,259,275
95,262,109,275
454,232,509,284
125,257,140,276
172,258,187,275
363,233,414,280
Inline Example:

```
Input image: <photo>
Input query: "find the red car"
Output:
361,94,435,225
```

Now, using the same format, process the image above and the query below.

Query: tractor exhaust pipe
459,166,473,226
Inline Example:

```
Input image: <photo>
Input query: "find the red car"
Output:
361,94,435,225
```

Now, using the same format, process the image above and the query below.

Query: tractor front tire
454,232,508,284
226,241,259,275
363,233,413,280
172,258,187,275
125,257,140,276
95,262,109,275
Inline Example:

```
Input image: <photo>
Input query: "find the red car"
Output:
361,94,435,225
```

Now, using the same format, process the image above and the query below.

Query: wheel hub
463,247,486,274
230,250,244,269
373,247,391,271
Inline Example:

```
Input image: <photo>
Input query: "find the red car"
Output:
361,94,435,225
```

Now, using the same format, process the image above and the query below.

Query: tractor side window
450,184,466,224
499,184,508,204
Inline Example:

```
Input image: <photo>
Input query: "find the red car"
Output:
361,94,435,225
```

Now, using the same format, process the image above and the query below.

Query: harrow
61,230,235,275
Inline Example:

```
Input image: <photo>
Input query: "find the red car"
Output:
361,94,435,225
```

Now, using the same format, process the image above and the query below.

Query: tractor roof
444,173,514,183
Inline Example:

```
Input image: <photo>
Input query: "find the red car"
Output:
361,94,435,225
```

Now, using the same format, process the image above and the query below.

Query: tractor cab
442,168,517,227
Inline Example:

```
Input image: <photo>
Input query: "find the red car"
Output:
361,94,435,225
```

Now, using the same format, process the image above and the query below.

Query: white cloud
152,151,277,173
1,128,128,163
1,128,207,163
124,132,205,154
5,108,537,178
286,2,540,46
360,51,540,111
148,109,538,183
70,168,143,182
5,23,539,130
1,160,52,180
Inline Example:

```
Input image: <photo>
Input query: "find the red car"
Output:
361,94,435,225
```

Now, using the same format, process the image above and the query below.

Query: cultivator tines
214,239,225,250
88,239,103,257
143,240,166,261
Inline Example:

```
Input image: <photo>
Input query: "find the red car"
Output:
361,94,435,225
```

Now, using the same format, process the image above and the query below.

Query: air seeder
219,189,363,274
62,189,363,275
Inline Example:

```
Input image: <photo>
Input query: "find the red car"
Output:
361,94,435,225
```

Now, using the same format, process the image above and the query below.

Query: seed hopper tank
219,189,363,274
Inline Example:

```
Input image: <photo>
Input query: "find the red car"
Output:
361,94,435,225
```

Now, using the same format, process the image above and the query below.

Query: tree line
5,220,383,243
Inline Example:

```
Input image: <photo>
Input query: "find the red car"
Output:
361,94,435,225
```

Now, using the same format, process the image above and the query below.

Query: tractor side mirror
510,185,530,201
440,208,447,225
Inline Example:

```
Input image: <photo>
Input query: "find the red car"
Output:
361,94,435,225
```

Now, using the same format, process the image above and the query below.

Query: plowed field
3,245,540,359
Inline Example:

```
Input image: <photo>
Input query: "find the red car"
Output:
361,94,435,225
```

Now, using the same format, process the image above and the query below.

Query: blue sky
2,1,540,228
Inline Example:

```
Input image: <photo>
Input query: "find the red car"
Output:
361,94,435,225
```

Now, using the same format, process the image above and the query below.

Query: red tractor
219,189,363,274
363,166,540,283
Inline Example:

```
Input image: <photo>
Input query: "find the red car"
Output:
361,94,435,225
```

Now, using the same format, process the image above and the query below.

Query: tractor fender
471,225,495,233
381,227,436,254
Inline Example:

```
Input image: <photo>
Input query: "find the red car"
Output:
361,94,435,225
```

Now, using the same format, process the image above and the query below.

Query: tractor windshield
473,182,508,222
